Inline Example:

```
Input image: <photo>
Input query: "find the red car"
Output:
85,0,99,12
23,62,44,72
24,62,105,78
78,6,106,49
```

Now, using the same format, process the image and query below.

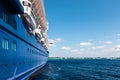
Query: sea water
32,59,120,80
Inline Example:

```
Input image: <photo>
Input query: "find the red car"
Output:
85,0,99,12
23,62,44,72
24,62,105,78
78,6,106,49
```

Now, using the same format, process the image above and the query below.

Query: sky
44,0,120,58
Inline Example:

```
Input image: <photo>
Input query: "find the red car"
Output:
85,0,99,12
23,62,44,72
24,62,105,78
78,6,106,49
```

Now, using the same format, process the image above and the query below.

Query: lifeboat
20,0,38,34
33,27,43,41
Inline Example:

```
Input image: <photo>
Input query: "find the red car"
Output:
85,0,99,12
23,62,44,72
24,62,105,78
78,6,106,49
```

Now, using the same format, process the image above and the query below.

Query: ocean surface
32,59,120,80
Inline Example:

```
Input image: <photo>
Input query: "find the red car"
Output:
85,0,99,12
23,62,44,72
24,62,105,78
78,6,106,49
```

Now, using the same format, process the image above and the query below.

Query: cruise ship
0,0,49,79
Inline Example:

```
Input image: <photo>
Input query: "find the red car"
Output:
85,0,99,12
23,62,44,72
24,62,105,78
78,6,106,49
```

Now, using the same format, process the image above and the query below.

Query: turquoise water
33,59,120,80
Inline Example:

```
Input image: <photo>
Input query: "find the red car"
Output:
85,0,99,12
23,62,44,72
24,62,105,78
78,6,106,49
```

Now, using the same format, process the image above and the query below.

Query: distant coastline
49,57,120,60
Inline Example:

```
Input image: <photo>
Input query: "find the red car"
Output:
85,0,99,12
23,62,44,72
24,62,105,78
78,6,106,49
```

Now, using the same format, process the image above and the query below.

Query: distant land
48,57,120,60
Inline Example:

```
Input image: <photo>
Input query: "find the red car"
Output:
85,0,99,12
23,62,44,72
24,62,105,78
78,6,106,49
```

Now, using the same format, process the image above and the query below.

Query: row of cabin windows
0,11,17,30
2,38,17,51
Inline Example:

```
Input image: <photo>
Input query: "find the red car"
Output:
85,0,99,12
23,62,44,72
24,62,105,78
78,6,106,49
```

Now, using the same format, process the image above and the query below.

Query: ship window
27,48,29,52
2,38,9,50
12,19,17,30
30,49,31,53
0,11,9,24
12,41,17,51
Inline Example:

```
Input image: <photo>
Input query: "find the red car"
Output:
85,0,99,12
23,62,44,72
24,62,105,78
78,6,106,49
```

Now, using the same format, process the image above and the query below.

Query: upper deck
28,0,47,30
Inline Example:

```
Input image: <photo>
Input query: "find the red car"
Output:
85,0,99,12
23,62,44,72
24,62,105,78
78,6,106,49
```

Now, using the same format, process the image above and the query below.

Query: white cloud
117,39,120,41
61,46,71,50
80,42,92,46
56,38,62,42
50,37,120,58
49,38,62,43
49,39,56,44
116,45,120,49
87,44,120,55
117,34,120,37
71,49,79,53
48,38,62,47
101,47,115,53
100,41,112,44
79,49,85,51
90,45,105,50
52,43,120,58
61,46,81,53
115,45,120,51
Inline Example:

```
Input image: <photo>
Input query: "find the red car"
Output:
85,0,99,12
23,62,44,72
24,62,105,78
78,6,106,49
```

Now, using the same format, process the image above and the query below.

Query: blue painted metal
0,0,24,14
0,0,48,79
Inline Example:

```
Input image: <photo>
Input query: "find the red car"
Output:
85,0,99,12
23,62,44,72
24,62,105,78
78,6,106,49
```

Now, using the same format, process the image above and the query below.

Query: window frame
12,41,17,51
2,38,9,50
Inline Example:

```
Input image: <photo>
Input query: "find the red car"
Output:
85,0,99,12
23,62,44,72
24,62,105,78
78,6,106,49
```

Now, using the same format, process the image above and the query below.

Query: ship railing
30,9,38,27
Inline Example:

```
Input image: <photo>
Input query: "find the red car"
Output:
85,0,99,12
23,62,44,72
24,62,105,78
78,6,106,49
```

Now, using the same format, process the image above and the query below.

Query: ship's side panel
0,29,17,79
0,3,16,79
0,27,48,79
0,1,48,80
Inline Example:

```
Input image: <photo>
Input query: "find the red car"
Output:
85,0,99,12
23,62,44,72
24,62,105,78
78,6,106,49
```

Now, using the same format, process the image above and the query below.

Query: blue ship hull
0,1,49,80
